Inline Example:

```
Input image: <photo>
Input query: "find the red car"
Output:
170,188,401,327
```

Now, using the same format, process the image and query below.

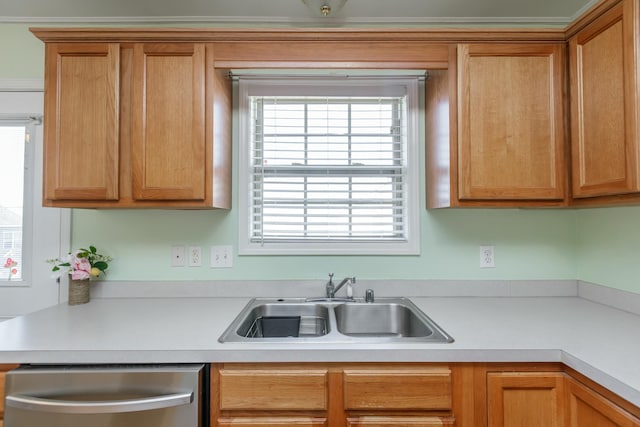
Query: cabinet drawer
343,367,452,410
218,417,327,426
347,416,455,426
219,369,327,410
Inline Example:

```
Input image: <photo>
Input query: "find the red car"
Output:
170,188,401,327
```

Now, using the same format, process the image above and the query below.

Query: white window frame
0,86,71,317
237,76,421,255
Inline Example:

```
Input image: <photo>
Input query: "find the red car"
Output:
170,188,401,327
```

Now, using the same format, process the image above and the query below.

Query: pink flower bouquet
48,246,112,280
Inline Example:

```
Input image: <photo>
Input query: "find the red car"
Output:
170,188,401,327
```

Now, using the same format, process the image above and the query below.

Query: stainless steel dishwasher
4,364,208,427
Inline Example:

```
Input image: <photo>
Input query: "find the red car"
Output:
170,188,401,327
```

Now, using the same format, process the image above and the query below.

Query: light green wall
2,23,637,291
0,24,44,79
575,206,640,293
72,207,577,281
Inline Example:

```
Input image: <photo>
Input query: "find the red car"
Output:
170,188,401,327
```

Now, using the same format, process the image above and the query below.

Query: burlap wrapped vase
68,279,90,305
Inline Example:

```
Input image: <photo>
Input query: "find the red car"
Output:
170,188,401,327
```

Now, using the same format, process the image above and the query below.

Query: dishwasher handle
6,391,194,414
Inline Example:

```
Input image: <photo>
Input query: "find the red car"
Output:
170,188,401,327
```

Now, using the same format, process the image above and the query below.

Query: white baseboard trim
578,281,640,316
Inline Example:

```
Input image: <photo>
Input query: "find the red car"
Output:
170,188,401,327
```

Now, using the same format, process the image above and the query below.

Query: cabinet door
43,43,120,201
569,0,640,198
567,378,640,427
487,372,566,427
457,44,566,201
132,43,206,201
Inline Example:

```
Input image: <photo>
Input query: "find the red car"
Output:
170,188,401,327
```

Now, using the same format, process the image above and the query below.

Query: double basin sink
218,297,454,343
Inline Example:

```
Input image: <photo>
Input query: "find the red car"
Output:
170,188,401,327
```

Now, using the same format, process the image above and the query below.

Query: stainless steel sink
334,301,453,341
218,297,453,343
235,302,330,339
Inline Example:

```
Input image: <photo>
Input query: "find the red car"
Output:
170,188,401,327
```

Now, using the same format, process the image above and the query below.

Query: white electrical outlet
171,245,185,267
188,246,202,267
211,245,233,268
480,245,495,268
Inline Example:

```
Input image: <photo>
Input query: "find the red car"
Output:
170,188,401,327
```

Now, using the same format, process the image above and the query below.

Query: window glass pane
0,126,25,281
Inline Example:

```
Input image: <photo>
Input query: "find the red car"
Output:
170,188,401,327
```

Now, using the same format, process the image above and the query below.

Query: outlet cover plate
480,245,495,268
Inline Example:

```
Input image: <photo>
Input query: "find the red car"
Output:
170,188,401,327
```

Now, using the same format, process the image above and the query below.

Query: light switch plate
211,245,233,268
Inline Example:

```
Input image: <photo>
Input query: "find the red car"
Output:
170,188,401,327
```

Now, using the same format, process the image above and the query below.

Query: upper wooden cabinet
40,41,231,208
427,43,567,208
569,0,640,203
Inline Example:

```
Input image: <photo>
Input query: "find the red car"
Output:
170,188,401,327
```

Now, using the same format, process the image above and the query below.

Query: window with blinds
238,77,420,255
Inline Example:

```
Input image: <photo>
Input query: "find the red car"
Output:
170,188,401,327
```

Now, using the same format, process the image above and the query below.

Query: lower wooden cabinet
485,368,640,427
567,377,640,427
212,363,455,427
212,363,640,427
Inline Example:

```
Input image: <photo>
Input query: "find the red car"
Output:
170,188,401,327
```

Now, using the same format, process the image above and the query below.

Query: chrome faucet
326,273,356,299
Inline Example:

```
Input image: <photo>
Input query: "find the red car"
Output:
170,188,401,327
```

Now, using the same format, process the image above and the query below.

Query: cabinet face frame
569,0,640,199
457,43,567,201
0,365,18,425
43,43,120,202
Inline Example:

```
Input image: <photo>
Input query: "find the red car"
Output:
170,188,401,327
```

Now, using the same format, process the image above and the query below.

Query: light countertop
0,296,639,407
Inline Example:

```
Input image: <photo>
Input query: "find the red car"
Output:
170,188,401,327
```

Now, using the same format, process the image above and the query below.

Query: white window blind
238,77,420,255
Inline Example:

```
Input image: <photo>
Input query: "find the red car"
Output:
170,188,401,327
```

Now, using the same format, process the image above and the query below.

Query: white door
0,88,70,318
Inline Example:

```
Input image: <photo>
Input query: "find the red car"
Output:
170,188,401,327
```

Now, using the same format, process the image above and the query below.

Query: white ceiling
0,0,598,26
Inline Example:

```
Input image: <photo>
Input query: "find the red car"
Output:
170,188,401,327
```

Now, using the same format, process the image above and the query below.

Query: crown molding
3,14,572,27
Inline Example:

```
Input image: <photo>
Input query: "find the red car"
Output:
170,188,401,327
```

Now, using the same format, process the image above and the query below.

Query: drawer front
343,368,452,410
218,417,327,426
220,369,328,410
347,416,455,426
